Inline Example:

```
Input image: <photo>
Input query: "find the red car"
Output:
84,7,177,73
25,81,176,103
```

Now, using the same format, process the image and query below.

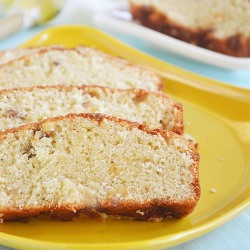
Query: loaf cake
0,85,183,133
0,113,200,222
130,0,250,57
0,46,162,91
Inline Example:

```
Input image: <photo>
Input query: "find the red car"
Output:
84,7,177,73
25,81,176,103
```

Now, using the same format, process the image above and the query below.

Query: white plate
93,6,250,70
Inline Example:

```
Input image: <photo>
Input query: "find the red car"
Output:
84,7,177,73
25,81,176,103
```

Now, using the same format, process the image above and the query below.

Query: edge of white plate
93,12,250,70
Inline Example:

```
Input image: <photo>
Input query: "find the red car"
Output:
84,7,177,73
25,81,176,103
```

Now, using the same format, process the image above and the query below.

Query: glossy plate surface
0,25,249,250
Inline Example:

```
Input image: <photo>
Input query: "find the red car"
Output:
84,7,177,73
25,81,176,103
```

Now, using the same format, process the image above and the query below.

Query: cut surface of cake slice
0,46,162,91
0,85,183,133
0,113,200,222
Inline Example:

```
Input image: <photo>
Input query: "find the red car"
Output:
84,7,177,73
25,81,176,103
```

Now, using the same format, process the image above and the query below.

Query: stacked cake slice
0,45,200,222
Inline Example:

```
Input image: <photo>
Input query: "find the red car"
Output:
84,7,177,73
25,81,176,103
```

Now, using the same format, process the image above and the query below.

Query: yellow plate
0,25,249,250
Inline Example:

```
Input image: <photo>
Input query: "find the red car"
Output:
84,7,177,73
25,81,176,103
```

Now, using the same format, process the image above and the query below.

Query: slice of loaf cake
130,0,250,57
0,46,162,91
0,113,200,222
0,85,183,133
